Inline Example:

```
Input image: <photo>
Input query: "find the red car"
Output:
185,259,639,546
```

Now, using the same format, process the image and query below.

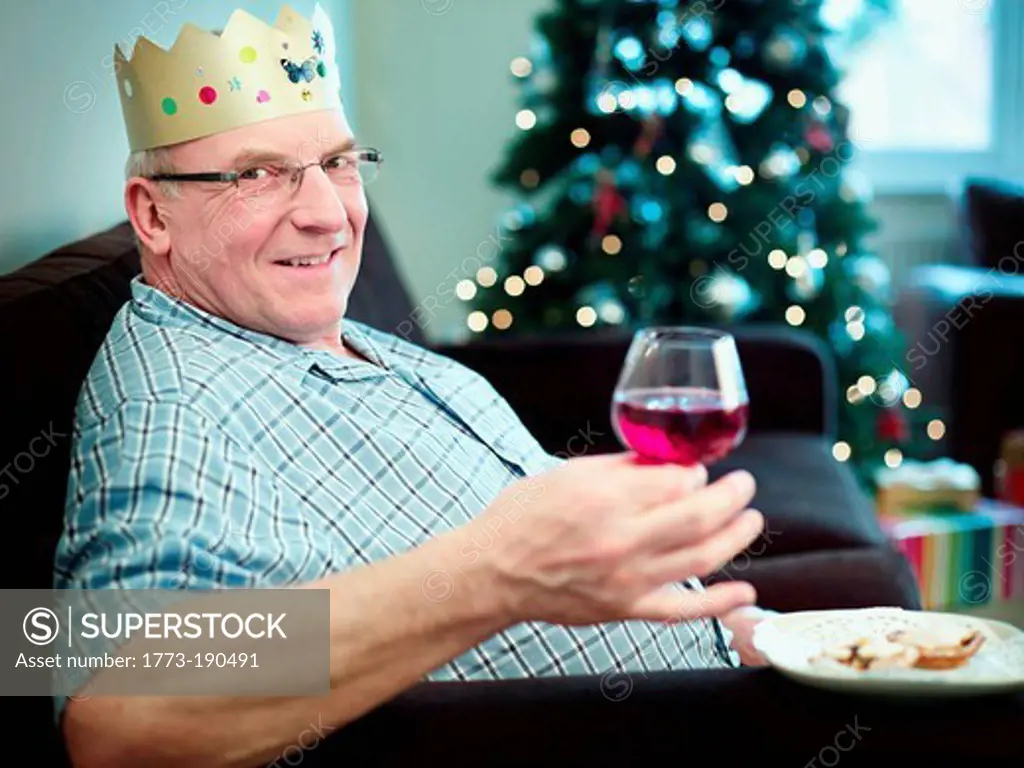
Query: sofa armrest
434,324,835,455
316,668,1024,765
895,265,1024,495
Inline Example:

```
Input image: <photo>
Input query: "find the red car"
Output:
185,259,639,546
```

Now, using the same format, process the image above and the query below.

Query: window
823,0,1024,192
836,0,992,151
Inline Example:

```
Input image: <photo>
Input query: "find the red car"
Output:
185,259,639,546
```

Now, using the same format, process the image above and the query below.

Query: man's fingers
634,470,757,552
629,580,757,623
645,509,764,582
597,452,710,506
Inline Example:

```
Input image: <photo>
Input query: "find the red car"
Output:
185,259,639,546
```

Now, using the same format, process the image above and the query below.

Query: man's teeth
283,254,332,267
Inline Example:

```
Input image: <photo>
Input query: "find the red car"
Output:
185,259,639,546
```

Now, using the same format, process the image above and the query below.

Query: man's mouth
274,245,346,269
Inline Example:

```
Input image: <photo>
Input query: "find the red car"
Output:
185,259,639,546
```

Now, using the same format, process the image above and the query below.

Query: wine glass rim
635,326,734,342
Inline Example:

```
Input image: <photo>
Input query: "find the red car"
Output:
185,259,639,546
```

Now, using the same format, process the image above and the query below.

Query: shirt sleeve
56,398,271,591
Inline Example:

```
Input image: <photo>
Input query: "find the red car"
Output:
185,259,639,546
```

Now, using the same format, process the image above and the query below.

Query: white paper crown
114,4,343,152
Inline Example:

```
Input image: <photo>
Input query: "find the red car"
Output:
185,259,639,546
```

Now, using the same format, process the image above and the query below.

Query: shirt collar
130,276,392,382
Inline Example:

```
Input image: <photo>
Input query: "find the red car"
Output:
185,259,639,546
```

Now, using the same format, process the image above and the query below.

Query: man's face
155,108,367,345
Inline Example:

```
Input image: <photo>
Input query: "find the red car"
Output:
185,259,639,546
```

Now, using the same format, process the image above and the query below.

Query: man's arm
59,396,761,767
64,458,761,768
61,525,509,768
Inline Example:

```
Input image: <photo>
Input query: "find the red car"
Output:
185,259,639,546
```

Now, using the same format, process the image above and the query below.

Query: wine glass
611,326,749,466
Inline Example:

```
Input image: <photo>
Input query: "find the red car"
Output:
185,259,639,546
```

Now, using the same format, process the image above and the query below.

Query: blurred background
0,1,1003,333
2,0,1023,504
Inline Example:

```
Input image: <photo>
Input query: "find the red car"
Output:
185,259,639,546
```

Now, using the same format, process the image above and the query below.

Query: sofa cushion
710,434,886,557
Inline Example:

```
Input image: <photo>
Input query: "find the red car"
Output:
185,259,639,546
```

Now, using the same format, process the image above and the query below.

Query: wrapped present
874,458,980,517
995,429,1024,507
880,499,1024,610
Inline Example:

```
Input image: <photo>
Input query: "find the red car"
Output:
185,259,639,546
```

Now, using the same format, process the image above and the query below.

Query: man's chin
271,307,348,344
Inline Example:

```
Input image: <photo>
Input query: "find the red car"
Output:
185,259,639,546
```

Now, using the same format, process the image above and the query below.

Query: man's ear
124,178,172,258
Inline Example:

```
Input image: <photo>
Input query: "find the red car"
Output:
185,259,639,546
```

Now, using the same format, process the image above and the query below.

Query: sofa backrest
962,176,1024,271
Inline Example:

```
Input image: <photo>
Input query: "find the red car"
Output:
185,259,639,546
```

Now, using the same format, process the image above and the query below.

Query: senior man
54,5,772,766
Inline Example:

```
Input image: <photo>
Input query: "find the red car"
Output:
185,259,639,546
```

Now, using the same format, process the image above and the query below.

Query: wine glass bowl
611,327,749,466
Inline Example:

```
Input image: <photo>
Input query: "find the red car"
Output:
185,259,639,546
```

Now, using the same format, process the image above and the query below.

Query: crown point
275,4,302,22
170,23,220,56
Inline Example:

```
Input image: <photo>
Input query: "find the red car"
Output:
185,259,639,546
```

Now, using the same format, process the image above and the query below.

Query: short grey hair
124,146,180,196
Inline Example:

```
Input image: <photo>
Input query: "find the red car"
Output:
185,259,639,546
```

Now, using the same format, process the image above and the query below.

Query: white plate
751,607,1024,697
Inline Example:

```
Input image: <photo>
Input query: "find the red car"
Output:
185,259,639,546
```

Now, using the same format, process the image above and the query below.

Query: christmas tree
467,0,939,489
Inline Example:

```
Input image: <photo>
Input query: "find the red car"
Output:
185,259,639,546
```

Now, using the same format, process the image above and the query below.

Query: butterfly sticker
279,56,316,84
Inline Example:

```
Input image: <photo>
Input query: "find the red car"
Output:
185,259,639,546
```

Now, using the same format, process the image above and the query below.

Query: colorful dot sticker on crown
239,46,257,64
161,97,177,116
228,77,242,91
256,89,271,103
301,89,312,102
199,86,217,105
316,60,327,78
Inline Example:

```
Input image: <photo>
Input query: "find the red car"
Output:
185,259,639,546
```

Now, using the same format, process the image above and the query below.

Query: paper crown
114,4,343,152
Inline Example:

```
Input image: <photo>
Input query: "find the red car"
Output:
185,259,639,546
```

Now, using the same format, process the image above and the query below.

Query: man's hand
720,605,780,666
466,453,763,627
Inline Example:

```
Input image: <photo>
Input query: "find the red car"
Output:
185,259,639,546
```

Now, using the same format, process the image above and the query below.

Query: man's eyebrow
227,138,357,167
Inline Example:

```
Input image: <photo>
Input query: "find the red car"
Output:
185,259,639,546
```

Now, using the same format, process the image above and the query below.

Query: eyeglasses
145,147,383,200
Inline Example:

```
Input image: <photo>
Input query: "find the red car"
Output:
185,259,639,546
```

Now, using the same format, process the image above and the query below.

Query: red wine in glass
613,387,749,465
612,327,749,466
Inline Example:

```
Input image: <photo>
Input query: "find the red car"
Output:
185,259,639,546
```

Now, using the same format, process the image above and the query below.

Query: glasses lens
322,151,380,186
359,160,379,185
237,170,286,200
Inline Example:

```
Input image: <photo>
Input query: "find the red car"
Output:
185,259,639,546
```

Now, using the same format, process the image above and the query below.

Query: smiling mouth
274,245,345,269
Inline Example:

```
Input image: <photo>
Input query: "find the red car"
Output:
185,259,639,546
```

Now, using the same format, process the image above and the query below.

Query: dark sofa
1,216,1021,766
895,177,1024,498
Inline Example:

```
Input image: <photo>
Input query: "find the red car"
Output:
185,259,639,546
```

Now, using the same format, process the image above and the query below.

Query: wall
350,0,551,342
0,0,353,276
866,193,964,285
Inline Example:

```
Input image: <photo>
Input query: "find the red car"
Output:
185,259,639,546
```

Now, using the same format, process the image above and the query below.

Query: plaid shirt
55,276,737,684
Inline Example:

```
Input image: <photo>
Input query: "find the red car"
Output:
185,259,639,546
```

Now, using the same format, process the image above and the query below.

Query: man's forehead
171,109,354,165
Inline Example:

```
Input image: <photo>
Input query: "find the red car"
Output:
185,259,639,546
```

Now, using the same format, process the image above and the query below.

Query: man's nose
289,165,349,233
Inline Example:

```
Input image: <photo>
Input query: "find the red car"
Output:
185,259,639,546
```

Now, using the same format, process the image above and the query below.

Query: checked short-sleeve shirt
55,276,738,684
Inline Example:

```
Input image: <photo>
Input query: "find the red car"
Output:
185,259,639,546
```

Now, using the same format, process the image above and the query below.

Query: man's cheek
343,191,369,232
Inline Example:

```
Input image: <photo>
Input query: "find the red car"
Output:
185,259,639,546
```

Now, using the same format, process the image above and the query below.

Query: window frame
843,0,1024,194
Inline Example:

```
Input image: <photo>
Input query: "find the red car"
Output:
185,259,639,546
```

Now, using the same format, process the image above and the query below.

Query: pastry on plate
886,626,985,670
812,636,920,671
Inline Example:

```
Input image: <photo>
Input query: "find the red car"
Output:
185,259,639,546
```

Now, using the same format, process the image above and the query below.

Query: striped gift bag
879,499,1024,610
